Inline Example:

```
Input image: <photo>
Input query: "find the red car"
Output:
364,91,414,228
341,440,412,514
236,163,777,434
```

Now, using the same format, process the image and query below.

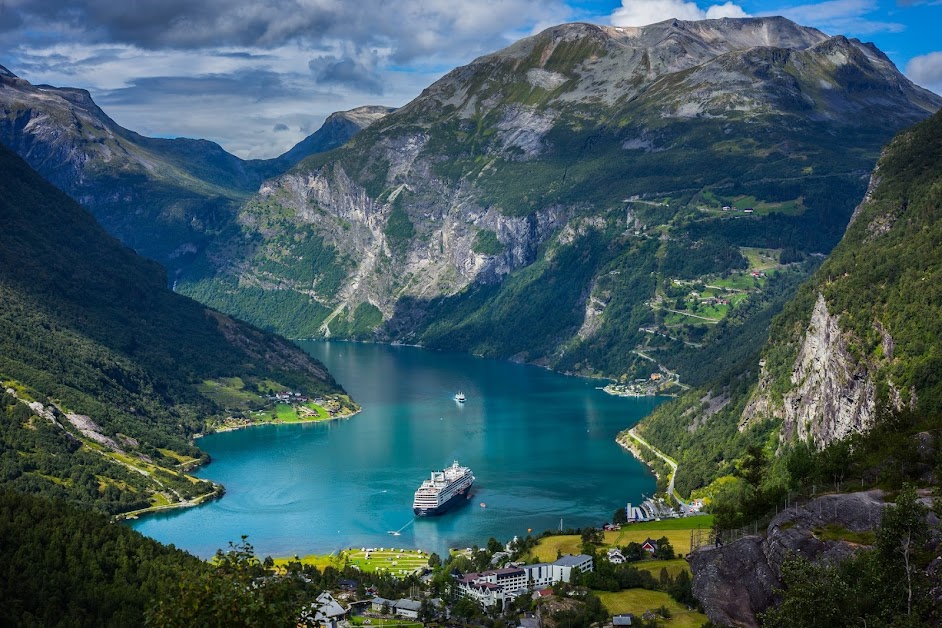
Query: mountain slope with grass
636,109,942,497
0,142,351,515
176,17,940,385
0,65,389,275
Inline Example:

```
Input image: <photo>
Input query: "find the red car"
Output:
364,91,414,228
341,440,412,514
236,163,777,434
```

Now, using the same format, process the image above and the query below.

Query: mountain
637,108,942,496
0,141,351,515
175,17,941,383
277,105,395,166
0,65,389,274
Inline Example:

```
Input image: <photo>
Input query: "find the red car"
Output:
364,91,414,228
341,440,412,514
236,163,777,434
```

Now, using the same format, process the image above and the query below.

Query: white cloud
906,51,942,94
4,0,577,158
610,0,749,28
12,43,438,159
769,0,905,36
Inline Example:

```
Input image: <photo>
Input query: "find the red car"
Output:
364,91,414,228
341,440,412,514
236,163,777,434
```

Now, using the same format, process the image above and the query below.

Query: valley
1,10,941,628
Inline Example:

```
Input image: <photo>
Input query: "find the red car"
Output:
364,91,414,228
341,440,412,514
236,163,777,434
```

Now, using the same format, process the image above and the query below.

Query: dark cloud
2,0,567,62
97,69,295,105
309,48,383,94
272,122,289,131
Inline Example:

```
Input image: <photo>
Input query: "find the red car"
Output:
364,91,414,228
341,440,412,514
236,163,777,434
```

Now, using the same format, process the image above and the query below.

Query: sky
2,0,940,159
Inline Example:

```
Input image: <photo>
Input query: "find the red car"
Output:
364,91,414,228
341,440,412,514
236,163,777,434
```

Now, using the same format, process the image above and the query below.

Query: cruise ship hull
413,484,472,517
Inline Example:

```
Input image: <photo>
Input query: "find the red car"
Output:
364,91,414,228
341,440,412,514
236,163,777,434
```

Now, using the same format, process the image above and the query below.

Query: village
602,370,681,397
287,510,713,628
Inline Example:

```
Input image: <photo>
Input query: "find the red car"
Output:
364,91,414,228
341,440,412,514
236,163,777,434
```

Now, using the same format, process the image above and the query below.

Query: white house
607,548,626,564
392,599,422,619
458,554,594,608
303,592,346,627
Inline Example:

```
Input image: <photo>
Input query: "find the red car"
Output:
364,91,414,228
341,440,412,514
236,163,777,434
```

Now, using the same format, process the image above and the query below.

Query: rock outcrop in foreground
691,490,886,627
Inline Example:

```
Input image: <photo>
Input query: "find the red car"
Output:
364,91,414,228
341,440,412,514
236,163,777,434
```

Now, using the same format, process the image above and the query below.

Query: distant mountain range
0,65,391,274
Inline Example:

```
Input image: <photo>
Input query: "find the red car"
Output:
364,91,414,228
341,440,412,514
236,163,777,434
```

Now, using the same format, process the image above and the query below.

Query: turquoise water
130,342,663,558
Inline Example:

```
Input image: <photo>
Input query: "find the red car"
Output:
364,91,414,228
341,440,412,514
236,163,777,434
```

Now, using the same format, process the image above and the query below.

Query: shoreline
617,431,663,482
113,483,224,522
617,428,683,504
123,408,363,521
195,407,362,439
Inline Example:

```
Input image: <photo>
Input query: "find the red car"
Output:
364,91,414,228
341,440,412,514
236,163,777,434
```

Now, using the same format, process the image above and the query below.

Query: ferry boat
454,391,466,402
413,461,474,516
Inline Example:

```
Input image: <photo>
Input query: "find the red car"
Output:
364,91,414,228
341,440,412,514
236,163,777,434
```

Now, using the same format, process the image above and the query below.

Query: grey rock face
691,490,885,626
690,536,780,628
741,292,911,448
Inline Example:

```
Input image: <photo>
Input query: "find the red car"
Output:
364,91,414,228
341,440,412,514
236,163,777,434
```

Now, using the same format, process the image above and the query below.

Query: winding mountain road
627,428,685,506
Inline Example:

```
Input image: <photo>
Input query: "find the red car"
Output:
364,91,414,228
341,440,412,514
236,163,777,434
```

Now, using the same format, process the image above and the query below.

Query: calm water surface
131,342,664,557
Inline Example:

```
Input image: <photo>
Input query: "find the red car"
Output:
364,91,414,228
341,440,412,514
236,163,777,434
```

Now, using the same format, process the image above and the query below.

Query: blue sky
2,0,939,158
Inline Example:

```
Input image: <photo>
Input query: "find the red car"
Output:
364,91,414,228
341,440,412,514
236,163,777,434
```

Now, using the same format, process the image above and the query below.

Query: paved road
628,428,685,507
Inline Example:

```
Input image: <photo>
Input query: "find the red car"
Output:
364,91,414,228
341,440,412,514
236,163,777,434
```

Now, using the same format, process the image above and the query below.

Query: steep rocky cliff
637,108,942,497
177,17,940,381
736,110,942,449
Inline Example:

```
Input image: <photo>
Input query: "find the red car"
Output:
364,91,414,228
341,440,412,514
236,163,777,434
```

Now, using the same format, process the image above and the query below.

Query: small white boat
454,392,466,402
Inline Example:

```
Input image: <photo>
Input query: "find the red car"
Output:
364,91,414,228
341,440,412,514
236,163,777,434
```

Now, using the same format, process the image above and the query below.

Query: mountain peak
277,105,393,167
326,105,396,128
0,64,16,78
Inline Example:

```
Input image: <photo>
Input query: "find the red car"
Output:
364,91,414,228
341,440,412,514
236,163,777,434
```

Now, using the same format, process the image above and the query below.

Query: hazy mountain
176,17,940,381
0,141,347,514
0,65,388,274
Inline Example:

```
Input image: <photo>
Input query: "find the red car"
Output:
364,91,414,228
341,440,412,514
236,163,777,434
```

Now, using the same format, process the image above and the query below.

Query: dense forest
0,143,348,513
636,110,942,500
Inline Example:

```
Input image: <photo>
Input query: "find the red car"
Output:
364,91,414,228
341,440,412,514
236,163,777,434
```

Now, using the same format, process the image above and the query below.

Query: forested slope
0,143,349,514
637,109,942,498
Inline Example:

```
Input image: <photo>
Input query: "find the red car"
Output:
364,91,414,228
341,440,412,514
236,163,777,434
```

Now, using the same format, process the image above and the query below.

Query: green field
616,515,713,531
740,247,782,271
272,552,343,572
197,377,263,408
633,558,691,578
596,589,708,627
708,273,762,290
273,548,429,577
346,548,430,575
530,516,712,561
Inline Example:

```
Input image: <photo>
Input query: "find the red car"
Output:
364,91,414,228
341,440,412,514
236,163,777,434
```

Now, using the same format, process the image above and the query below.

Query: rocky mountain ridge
179,17,940,380
0,64,389,273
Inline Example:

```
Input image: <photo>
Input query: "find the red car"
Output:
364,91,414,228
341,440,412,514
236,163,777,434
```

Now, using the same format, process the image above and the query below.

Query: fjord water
131,342,662,558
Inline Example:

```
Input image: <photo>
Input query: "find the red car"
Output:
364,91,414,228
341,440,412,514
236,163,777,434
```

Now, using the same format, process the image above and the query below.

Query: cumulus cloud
272,123,289,132
0,0,570,60
906,51,942,94
610,0,749,27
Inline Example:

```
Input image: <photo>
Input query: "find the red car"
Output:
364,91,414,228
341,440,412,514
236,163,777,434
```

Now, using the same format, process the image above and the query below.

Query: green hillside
177,19,940,388
0,143,351,514
0,490,205,627
637,109,942,497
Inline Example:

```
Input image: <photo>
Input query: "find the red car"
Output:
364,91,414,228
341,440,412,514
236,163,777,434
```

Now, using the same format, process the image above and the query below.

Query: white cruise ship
412,461,474,516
